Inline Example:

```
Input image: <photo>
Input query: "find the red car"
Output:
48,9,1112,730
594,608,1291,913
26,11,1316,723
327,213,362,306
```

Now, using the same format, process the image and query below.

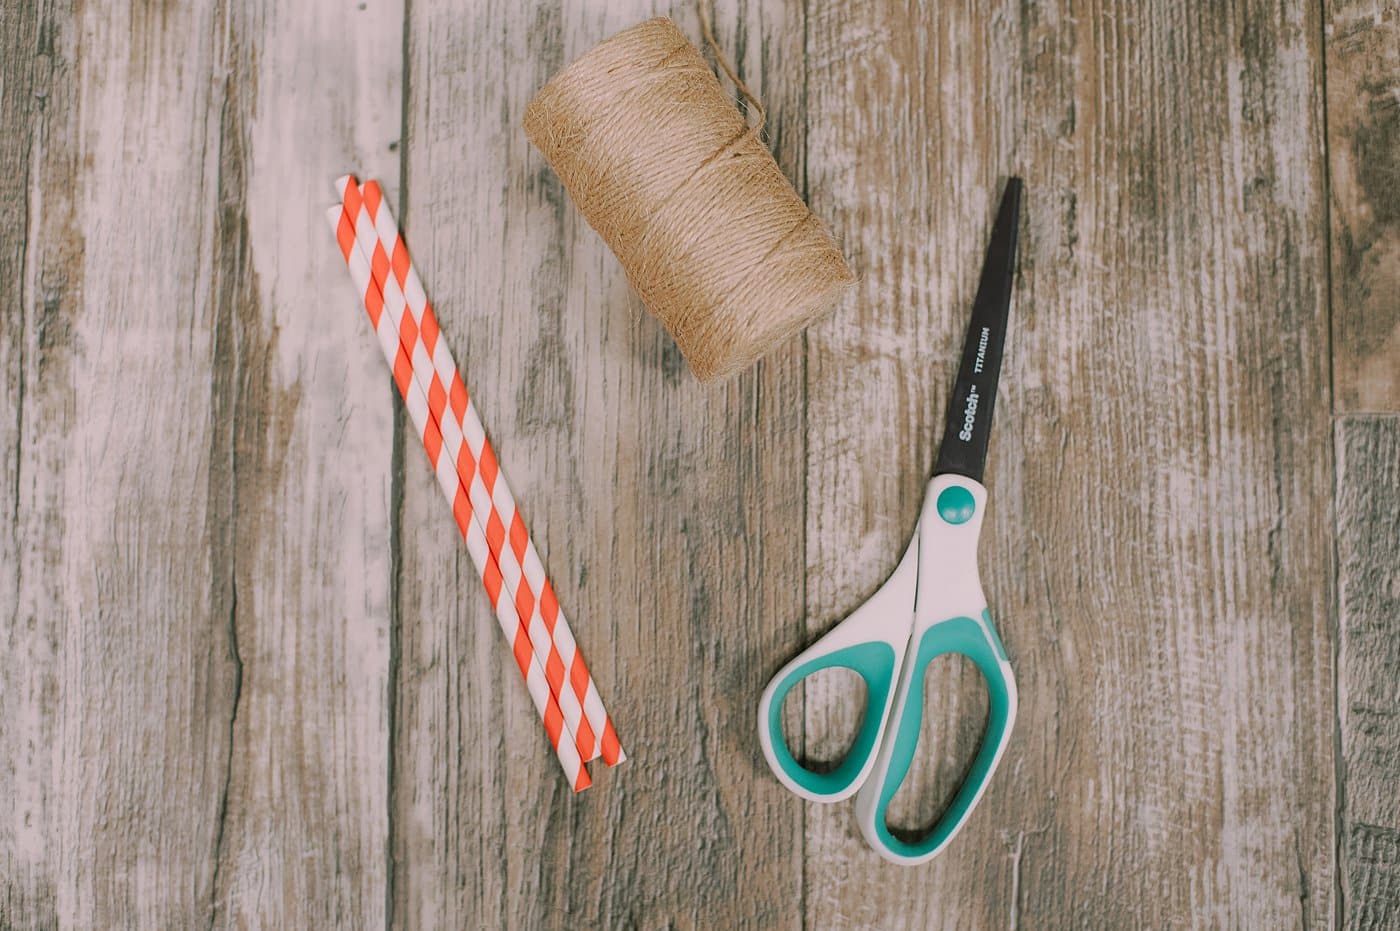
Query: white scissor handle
854,475,1019,864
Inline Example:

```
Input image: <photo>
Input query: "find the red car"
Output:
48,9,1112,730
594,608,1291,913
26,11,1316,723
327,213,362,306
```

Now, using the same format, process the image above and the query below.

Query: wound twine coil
524,17,854,381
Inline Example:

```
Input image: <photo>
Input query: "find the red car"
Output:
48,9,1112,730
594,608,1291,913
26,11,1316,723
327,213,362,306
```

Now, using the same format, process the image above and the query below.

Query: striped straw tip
600,722,625,767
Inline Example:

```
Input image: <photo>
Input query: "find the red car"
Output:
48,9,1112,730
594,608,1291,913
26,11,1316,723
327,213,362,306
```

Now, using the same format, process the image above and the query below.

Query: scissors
759,178,1022,865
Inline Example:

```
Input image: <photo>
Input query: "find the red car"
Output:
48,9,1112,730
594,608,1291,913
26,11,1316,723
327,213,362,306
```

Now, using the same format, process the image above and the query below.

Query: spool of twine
523,17,854,381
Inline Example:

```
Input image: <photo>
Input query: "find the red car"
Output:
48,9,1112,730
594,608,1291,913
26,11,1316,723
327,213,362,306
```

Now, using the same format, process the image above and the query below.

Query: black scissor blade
933,177,1022,483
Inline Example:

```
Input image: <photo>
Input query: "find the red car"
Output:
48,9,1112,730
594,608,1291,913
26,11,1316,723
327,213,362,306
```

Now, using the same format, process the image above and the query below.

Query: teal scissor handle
853,609,1017,864
758,475,1018,864
758,537,919,802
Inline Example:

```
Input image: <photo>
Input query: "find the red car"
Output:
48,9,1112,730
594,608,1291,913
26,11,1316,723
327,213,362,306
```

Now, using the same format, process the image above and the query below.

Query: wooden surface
804,1,1337,926
1327,0,1400,411
1337,419,1400,929
0,0,1395,928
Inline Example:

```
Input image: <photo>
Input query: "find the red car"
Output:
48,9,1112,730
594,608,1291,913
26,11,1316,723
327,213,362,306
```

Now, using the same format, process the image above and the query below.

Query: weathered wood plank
803,0,1336,926
203,1,401,925
0,1,56,925
1336,416,1400,929
1327,1,1400,413
392,1,805,926
2,1,235,925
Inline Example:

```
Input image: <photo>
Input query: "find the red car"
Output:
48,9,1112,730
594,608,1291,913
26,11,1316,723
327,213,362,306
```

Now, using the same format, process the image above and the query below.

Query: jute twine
523,17,854,381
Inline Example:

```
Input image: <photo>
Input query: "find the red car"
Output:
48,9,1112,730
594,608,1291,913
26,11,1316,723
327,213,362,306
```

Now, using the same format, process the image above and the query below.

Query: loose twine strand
523,17,852,380
696,0,765,132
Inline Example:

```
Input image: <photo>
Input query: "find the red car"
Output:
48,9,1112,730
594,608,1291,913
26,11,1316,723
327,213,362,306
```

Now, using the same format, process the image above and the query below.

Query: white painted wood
0,0,401,925
203,1,401,925
3,1,235,925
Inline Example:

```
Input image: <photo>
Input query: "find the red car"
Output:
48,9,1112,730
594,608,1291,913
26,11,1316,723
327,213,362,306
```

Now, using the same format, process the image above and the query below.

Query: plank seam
384,1,412,925
13,133,28,612
209,582,244,929
384,383,404,931
1331,417,1348,930
207,6,241,922
11,0,40,600
380,0,411,924
1317,1,1347,924
798,0,811,923
1317,0,1338,420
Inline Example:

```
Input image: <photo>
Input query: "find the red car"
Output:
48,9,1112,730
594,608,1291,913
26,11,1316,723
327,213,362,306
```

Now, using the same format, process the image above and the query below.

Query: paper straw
325,199,591,791
337,181,593,762
350,178,625,767
335,181,613,768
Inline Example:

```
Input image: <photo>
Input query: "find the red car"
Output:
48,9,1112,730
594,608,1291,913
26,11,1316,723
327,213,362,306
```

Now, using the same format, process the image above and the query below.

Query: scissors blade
932,177,1022,483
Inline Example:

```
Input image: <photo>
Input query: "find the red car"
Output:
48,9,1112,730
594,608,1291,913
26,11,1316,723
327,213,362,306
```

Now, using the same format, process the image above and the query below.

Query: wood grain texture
0,0,1387,926
1336,417,1400,929
1,1,55,924
0,0,403,925
802,0,1336,927
391,1,805,926
1326,1,1400,412
2,1,235,925
204,1,401,925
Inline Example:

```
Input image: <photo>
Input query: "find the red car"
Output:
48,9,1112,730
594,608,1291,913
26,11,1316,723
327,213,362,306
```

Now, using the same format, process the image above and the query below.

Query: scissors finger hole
780,666,869,774
886,654,989,841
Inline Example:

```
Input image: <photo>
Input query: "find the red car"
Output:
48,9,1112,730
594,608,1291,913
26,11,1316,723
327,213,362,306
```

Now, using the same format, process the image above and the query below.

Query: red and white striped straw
336,180,596,764
326,196,592,791
347,178,625,768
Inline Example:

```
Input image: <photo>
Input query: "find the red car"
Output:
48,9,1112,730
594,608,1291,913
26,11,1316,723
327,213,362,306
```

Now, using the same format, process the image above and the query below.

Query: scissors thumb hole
883,654,990,842
777,666,870,774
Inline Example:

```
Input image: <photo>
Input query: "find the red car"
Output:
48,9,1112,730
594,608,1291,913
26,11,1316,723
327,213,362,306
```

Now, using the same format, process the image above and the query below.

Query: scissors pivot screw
936,486,977,525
